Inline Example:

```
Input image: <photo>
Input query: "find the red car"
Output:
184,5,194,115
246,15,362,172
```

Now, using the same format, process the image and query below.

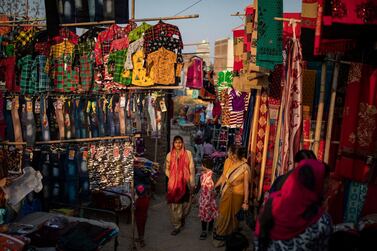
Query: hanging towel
256,0,283,70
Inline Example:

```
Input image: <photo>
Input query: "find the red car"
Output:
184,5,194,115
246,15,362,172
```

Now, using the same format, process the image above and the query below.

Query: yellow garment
147,47,177,85
131,49,154,86
45,40,75,73
214,159,250,245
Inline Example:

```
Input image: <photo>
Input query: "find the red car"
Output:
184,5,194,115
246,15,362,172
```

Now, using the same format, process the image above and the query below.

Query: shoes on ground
171,228,181,236
199,231,207,240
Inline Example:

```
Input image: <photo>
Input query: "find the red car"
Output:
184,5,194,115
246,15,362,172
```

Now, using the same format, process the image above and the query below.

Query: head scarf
256,159,327,240
166,142,190,203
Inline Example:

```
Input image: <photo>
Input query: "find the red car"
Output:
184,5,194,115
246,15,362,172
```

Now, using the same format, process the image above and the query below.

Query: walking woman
213,146,251,247
165,135,195,236
254,159,332,251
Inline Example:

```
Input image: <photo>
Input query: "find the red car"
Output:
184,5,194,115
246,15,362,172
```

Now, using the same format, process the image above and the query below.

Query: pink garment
212,100,222,117
186,57,203,89
198,170,218,222
110,37,129,52
203,143,215,156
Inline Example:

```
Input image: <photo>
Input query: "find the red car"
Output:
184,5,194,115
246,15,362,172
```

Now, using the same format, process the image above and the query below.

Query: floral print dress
198,170,218,222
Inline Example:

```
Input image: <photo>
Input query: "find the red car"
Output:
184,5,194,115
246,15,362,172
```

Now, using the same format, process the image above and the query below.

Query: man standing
165,135,195,235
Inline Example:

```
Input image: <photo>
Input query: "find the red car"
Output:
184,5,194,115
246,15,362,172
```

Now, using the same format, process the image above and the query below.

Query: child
197,158,218,240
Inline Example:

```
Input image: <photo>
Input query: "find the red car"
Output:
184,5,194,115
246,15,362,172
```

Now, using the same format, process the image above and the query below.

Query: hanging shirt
124,38,144,70
0,56,16,92
128,22,152,43
143,21,183,63
108,48,131,85
52,28,79,45
31,55,50,93
75,39,96,93
94,23,133,66
18,55,34,94
110,37,129,52
220,88,250,128
46,40,78,92
34,42,51,57
131,50,153,87
147,47,177,85
186,57,203,89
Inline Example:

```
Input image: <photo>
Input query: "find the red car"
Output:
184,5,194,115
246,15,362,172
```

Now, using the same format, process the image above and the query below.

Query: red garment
167,147,190,203
186,57,203,89
198,170,218,222
233,29,244,72
135,196,151,237
330,0,377,25
94,24,134,65
336,64,377,182
255,159,326,240
0,56,16,92
52,28,79,45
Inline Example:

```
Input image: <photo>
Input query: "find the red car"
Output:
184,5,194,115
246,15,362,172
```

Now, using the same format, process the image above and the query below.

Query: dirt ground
102,123,254,251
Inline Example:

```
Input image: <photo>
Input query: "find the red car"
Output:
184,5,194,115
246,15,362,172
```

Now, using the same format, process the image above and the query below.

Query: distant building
196,40,210,66
214,38,233,75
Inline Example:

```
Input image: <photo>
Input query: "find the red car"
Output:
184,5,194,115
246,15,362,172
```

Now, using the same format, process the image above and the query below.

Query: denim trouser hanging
97,98,105,137
78,99,88,138
75,0,90,22
5,98,14,141
73,99,81,138
78,146,90,200
64,145,79,204
89,101,99,138
88,0,104,21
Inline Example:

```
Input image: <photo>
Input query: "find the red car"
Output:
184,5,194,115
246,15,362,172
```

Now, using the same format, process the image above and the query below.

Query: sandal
171,228,181,236
199,231,207,240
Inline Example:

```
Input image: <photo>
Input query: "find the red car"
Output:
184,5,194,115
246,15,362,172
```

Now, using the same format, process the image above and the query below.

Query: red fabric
362,184,377,216
256,159,326,240
0,57,16,92
301,0,318,29
283,13,301,39
335,64,377,182
330,0,377,25
135,196,151,237
167,147,190,203
233,29,244,72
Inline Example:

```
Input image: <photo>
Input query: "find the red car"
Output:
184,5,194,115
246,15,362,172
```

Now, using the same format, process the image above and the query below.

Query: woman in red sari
165,135,195,236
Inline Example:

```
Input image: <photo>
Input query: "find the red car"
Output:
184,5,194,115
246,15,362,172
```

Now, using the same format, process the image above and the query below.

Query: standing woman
213,146,251,247
165,135,195,236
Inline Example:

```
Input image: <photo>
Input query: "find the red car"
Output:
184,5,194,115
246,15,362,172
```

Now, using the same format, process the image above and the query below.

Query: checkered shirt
52,28,79,45
94,23,134,66
107,49,131,85
14,28,37,49
31,55,50,93
18,55,34,94
128,22,152,43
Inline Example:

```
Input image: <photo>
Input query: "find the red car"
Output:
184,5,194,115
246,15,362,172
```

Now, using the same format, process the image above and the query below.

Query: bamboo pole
0,18,45,24
131,0,135,20
258,110,270,200
324,61,340,163
313,62,327,156
271,104,283,184
249,89,261,201
274,17,302,23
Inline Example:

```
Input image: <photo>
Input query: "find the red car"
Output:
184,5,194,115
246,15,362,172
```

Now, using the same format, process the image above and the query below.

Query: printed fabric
186,57,203,89
128,22,152,42
124,38,144,70
131,50,153,86
199,170,218,222
147,47,177,85
220,88,250,128
335,64,377,182
94,23,133,65
143,20,183,63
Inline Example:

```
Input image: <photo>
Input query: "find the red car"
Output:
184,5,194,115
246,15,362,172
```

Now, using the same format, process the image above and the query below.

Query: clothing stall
0,0,198,249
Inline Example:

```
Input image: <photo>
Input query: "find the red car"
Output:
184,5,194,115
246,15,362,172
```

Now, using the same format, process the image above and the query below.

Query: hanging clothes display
220,88,250,128
335,64,377,182
256,0,283,70
278,38,303,175
186,57,203,89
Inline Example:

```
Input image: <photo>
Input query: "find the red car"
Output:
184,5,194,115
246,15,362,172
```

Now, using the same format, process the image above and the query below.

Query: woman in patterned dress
254,159,333,251
197,158,218,240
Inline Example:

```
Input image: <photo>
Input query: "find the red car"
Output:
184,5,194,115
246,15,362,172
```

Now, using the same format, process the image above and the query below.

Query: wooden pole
258,111,270,200
324,60,340,163
274,17,302,23
131,0,135,19
271,104,283,184
249,89,261,201
313,62,327,156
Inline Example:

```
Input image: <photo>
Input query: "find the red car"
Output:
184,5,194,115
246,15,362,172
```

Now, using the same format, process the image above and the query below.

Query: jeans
107,109,115,136
64,101,72,139
78,146,90,200
147,95,157,133
78,99,88,138
22,98,36,145
89,101,99,138
88,0,104,21
64,145,79,204
97,98,105,137
73,99,81,138
5,100,14,141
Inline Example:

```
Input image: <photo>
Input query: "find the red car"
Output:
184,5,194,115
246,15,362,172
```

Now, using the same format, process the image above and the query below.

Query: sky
135,0,302,55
